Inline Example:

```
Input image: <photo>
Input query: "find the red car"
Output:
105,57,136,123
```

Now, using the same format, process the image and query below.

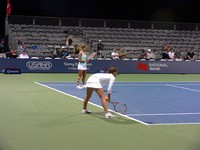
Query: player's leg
95,88,113,118
82,70,87,88
82,87,93,113
95,88,109,113
76,70,83,88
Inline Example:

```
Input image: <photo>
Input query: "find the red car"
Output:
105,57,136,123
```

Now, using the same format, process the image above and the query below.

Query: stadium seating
8,17,200,60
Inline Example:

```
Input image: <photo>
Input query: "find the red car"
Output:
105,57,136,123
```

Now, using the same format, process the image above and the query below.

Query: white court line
166,84,200,93
35,82,149,126
127,112,200,117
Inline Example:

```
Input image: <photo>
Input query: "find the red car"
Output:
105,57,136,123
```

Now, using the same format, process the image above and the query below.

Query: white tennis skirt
86,82,102,89
77,62,87,70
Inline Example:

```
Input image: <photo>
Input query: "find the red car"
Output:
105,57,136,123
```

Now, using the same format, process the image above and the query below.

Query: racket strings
114,103,127,114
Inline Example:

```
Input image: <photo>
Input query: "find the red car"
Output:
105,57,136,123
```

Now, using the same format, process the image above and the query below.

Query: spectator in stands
18,43,27,52
186,48,195,61
118,48,127,60
111,48,119,60
97,40,104,58
18,50,29,59
61,48,69,59
73,44,80,55
146,49,155,60
52,48,62,59
168,48,175,60
8,48,18,58
162,43,170,59
76,45,88,89
16,35,23,45
97,40,104,51
174,48,183,61
0,39,6,58
139,50,147,60
65,34,73,47
16,36,23,51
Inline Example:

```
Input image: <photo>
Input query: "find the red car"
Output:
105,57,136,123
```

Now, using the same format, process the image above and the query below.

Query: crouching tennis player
81,67,118,119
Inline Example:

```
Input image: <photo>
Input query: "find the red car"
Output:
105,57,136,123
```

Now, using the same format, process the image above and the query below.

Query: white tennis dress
86,73,115,93
77,52,87,70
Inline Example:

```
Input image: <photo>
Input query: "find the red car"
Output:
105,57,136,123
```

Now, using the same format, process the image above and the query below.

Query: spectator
0,39,6,58
52,48,62,59
168,48,175,60
8,48,18,58
96,40,104,57
97,40,104,51
111,48,119,60
161,44,170,59
73,44,80,55
18,43,27,52
139,50,147,60
174,48,183,61
65,34,73,47
146,49,155,60
186,48,195,61
163,42,170,51
18,50,29,59
16,35,23,46
61,48,69,59
118,48,127,59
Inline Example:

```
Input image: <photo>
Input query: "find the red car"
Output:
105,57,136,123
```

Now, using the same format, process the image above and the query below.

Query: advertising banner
0,58,200,74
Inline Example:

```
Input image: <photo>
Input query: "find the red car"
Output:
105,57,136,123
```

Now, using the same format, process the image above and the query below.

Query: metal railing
8,15,200,31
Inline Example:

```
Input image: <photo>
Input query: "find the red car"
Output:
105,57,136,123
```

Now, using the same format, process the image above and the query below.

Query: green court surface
0,73,200,150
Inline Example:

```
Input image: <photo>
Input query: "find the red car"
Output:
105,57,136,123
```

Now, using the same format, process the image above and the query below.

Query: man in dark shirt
97,40,104,58
97,40,104,51
186,48,195,61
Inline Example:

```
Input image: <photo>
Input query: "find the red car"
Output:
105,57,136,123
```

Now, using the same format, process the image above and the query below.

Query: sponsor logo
26,61,52,70
137,62,168,71
63,62,93,70
137,62,148,71
149,63,168,71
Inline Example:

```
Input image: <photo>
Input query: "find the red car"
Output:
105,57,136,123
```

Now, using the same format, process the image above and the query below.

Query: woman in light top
81,67,118,119
76,45,88,89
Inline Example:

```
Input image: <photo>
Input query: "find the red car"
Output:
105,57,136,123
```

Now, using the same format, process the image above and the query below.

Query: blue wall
1,58,200,74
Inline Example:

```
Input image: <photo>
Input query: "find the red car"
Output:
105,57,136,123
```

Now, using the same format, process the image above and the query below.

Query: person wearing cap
18,50,29,59
146,49,155,60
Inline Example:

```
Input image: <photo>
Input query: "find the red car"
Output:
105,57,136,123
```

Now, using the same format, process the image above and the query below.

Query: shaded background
1,0,200,22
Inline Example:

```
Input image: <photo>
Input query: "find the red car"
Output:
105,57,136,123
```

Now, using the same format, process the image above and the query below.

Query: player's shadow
90,112,140,125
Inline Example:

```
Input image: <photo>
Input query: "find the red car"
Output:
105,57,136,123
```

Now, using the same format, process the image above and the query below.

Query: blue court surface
36,82,200,125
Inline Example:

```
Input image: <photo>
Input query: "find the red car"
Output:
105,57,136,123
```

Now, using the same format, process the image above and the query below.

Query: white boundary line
127,112,200,116
35,82,148,125
166,84,200,92
35,81,200,126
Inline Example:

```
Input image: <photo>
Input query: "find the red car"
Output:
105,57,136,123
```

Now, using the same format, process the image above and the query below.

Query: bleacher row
8,23,200,60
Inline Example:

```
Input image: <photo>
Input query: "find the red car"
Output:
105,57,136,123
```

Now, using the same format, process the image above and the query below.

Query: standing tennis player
76,45,88,89
81,67,118,119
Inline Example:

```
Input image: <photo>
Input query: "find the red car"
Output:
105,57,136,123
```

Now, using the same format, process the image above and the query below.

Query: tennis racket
110,101,127,114
87,52,96,60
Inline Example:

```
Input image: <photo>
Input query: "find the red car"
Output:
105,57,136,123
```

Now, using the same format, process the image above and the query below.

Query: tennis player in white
81,67,118,119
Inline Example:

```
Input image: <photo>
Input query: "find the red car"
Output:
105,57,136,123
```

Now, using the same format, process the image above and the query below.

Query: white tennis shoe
82,84,87,89
105,112,114,119
81,109,92,114
76,85,82,89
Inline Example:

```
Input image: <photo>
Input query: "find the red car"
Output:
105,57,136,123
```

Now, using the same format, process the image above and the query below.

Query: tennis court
1,73,200,150
37,81,200,125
